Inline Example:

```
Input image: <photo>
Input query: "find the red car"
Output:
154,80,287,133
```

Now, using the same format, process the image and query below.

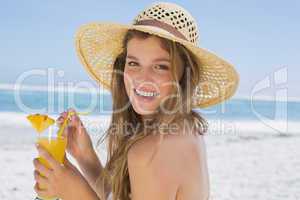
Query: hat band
134,19,187,41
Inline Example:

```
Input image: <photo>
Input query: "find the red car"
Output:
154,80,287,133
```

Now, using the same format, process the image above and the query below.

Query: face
123,36,183,117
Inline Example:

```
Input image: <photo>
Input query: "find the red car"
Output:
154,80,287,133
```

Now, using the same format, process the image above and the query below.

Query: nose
135,65,155,83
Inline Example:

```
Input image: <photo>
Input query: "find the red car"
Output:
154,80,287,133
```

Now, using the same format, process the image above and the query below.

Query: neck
142,113,155,122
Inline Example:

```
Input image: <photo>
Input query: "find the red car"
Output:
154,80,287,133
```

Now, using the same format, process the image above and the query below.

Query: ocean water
0,88,299,199
0,88,300,144
1,89,300,120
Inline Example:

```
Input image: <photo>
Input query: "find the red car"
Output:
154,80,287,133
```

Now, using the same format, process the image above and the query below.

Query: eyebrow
126,55,170,62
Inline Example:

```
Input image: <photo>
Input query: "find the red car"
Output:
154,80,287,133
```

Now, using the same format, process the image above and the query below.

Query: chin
131,104,158,116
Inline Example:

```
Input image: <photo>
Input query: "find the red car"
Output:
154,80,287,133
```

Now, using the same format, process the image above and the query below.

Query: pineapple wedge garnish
27,114,55,133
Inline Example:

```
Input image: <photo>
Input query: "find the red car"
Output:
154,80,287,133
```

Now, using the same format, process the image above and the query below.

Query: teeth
135,88,159,97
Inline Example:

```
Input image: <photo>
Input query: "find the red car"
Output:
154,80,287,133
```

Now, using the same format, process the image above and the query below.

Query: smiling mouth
133,88,160,97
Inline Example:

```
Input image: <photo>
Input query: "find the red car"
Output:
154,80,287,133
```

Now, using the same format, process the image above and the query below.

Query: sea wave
1,111,298,147
0,83,110,94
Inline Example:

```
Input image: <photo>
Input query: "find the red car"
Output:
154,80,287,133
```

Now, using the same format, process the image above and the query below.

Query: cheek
157,76,175,97
123,71,134,95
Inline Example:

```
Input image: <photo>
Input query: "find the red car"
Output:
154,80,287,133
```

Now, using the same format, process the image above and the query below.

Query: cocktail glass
34,123,67,200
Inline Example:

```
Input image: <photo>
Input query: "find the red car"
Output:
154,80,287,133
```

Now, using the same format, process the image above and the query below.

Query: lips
134,88,159,97
133,87,157,93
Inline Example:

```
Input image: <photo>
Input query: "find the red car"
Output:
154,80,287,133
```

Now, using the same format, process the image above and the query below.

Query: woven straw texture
75,2,239,108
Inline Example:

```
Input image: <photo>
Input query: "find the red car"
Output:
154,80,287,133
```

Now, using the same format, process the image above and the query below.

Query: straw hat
75,2,239,108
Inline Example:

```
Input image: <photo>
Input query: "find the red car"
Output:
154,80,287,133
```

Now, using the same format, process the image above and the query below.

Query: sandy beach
0,112,299,200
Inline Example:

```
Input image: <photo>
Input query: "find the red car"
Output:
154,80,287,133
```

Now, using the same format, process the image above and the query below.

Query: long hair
94,29,208,200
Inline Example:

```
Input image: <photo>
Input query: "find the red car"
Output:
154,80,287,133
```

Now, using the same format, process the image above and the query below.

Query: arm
57,110,111,199
62,176,101,200
76,149,111,199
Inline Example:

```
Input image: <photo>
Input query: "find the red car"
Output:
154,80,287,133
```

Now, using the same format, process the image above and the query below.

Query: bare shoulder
127,132,210,200
127,132,203,167
128,132,207,171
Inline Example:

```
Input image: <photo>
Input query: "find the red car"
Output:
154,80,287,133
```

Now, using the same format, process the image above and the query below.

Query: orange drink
27,114,68,200
37,136,67,170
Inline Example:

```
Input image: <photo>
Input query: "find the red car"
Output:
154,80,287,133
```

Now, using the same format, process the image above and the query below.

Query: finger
56,118,64,127
68,108,77,116
68,114,78,126
77,120,87,136
33,158,52,177
59,111,67,119
69,113,84,130
63,125,77,139
59,110,77,127
57,111,67,124
68,109,81,126
34,170,49,186
57,115,65,122
61,111,68,118
67,116,85,134
62,125,69,137
35,144,61,170
34,182,51,198
65,128,75,153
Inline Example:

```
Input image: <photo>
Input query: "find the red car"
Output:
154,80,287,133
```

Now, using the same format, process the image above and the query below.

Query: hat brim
75,22,239,108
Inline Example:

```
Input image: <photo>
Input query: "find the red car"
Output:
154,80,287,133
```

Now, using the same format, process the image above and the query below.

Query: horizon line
0,83,299,102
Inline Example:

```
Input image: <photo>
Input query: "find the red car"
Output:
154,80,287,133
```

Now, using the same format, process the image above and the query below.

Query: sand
0,112,299,200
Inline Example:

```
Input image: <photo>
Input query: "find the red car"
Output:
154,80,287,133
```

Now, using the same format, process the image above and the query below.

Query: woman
33,2,239,200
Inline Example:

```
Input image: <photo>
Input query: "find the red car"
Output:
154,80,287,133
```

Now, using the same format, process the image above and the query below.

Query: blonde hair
95,29,208,200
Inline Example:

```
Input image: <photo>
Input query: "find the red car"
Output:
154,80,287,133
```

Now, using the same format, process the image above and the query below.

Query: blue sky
1,0,299,98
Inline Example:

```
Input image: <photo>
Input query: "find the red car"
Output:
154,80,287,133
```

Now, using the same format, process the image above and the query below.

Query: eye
154,64,169,70
127,61,139,67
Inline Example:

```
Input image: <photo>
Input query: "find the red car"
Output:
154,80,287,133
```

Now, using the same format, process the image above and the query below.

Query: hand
57,108,104,198
33,144,89,199
57,108,94,162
